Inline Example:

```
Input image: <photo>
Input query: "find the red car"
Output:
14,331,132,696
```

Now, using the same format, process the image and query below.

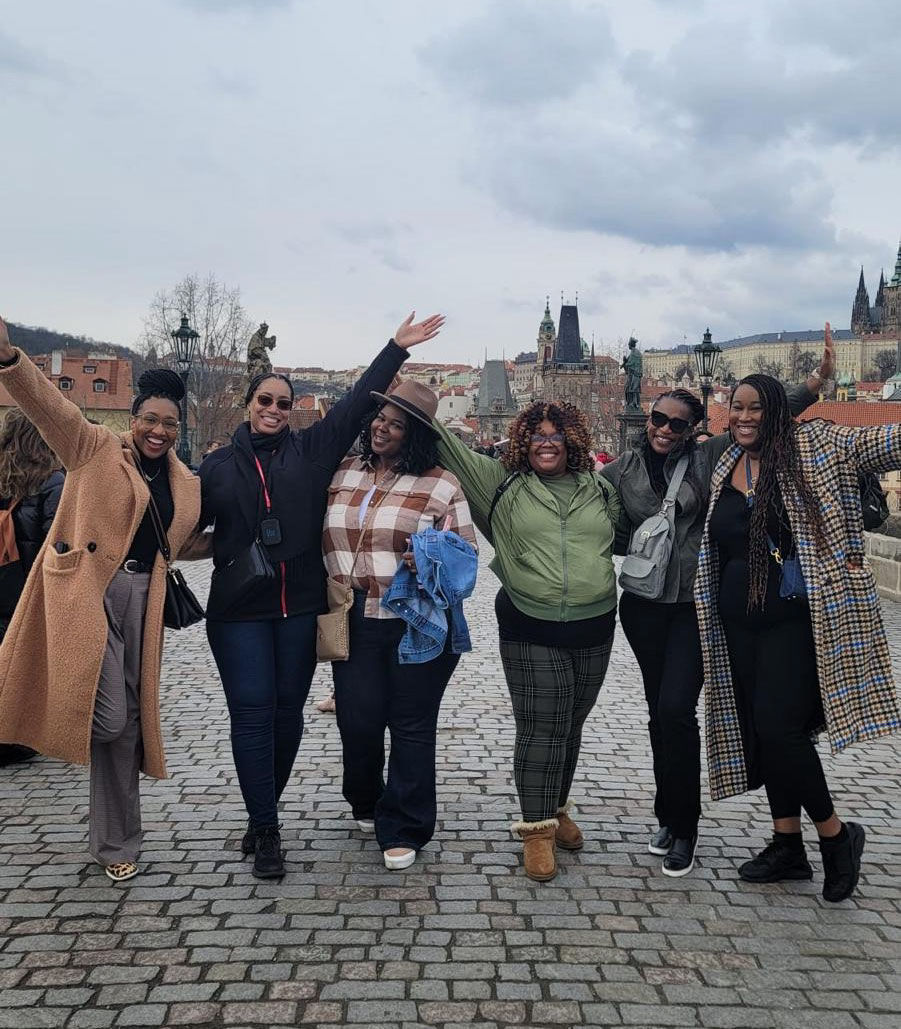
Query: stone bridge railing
866,532,901,603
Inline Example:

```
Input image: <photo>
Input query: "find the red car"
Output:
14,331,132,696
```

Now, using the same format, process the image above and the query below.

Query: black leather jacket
0,470,64,617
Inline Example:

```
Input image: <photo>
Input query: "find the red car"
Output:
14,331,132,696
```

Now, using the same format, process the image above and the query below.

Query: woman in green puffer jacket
433,401,620,882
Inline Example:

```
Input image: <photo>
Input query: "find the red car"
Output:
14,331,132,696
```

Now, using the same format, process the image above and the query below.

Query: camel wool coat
0,349,202,778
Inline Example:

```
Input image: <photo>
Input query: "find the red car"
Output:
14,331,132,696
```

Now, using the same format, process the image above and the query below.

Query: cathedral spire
851,267,871,334
876,269,886,308
892,238,901,286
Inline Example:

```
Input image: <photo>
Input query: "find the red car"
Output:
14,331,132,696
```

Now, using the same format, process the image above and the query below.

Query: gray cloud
181,0,293,12
422,0,614,107
0,31,61,82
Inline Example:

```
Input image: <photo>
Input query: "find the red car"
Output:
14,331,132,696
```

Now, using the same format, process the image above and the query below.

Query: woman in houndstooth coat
694,334,900,903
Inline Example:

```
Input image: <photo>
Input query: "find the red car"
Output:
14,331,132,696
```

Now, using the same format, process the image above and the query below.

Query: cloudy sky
3,0,899,366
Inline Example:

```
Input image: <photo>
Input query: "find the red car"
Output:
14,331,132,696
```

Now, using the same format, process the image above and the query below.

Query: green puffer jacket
433,421,621,622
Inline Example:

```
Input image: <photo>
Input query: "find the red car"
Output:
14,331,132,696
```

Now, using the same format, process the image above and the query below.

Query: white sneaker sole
661,839,698,877
357,820,375,833
383,849,416,870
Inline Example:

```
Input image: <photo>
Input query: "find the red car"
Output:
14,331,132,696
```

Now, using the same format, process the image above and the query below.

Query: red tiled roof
0,352,133,411
798,402,900,427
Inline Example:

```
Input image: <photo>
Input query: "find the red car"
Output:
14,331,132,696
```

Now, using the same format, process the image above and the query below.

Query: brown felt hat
370,380,439,431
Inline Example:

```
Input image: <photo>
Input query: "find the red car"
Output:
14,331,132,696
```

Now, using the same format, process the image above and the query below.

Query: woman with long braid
695,335,901,902
602,365,828,878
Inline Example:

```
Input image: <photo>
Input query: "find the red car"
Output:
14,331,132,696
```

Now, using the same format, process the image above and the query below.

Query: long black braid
734,374,826,611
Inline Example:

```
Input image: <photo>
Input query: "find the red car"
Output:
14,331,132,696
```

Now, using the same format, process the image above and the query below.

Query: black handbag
136,457,205,630
209,538,275,609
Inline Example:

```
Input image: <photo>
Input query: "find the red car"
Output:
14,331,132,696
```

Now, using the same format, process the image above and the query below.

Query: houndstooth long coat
694,419,901,801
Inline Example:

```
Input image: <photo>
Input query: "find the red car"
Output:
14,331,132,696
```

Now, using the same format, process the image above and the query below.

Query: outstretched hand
0,315,12,361
818,322,835,381
393,311,445,350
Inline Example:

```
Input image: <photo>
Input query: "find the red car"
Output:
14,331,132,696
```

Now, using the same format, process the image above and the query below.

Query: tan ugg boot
555,803,584,851
514,819,559,881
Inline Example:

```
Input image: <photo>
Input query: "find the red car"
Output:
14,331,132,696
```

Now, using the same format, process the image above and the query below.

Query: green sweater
434,421,621,622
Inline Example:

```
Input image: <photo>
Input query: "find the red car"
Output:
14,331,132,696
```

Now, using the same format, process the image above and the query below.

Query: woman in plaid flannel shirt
322,381,477,871
696,337,901,903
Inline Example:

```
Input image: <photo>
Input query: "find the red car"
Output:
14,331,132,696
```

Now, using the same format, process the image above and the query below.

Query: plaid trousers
500,639,613,822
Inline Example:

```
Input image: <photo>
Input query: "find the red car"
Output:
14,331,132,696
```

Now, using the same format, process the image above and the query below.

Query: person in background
0,408,64,766
323,381,476,871
601,342,832,877
433,401,620,882
696,341,899,902
198,313,442,880
0,315,206,882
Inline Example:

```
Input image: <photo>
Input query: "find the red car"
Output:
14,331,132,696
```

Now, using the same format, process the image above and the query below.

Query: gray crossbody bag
618,455,689,600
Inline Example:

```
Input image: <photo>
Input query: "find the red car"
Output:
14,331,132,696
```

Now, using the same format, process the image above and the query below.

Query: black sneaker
739,837,813,883
241,819,256,857
662,834,698,877
252,825,285,879
648,826,673,855
820,822,865,903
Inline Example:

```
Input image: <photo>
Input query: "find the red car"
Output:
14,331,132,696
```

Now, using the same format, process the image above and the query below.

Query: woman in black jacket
198,312,442,878
0,407,64,765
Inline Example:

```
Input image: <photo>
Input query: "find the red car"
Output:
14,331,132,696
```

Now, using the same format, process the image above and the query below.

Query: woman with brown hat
0,315,206,882
322,380,477,871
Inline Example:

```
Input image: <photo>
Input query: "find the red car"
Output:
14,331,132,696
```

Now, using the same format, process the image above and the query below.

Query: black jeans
207,613,318,829
722,610,833,823
619,592,703,838
332,592,460,851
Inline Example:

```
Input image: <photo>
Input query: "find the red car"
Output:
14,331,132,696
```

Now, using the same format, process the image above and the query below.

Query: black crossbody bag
136,461,205,630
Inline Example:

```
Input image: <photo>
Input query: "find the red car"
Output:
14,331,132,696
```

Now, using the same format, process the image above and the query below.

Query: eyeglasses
255,394,293,411
136,414,179,434
530,432,564,445
649,410,691,434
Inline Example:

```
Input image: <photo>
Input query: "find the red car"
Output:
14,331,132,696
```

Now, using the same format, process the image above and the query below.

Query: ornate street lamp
693,327,722,432
170,313,199,465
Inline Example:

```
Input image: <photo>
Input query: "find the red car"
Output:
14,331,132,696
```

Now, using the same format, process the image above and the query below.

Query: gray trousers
89,570,149,865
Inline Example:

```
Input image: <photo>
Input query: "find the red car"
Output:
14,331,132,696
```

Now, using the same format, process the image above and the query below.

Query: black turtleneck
125,452,174,565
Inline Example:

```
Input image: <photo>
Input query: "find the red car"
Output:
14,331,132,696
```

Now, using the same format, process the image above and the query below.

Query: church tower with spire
851,238,901,338
851,268,871,335
533,295,600,436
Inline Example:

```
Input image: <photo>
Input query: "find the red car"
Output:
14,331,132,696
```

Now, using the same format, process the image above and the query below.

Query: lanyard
252,456,272,515
744,453,756,508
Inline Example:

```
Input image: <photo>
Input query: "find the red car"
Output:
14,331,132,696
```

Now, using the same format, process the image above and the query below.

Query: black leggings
723,611,833,823
619,593,703,838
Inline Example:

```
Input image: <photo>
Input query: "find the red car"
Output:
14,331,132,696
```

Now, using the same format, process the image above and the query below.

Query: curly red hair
502,401,594,473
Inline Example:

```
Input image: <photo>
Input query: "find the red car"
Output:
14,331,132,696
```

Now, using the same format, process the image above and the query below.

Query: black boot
819,822,865,903
739,833,813,883
252,825,285,879
0,744,37,767
241,819,256,857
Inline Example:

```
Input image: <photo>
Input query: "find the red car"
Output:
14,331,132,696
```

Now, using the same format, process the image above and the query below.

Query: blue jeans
333,592,459,851
207,614,318,829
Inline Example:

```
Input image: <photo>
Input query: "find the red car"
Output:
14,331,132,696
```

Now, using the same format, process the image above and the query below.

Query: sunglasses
256,394,293,411
649,410,691,434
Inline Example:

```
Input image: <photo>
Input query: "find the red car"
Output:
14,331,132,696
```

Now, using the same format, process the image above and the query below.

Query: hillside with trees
6,321,142,366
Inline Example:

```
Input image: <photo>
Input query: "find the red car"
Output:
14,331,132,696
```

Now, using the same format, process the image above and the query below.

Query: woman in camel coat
0,316,206,881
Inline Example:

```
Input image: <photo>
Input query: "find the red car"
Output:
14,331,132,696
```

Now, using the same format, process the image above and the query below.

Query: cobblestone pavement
1,541,900,1029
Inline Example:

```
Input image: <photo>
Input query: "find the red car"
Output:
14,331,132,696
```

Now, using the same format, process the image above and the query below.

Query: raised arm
432,419,508,532
829,423,901,474
301,312,444,463
788,322,836,415
0,316,109,470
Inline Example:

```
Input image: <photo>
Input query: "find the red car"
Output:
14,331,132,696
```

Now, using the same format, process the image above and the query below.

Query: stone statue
622,336,643,412
247,322,277,380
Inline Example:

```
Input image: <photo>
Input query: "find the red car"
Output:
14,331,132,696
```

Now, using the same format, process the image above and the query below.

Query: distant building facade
0,350,134,429
852,238,901,337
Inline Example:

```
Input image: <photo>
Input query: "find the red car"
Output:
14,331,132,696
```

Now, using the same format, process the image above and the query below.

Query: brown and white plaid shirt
322,457,477,619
